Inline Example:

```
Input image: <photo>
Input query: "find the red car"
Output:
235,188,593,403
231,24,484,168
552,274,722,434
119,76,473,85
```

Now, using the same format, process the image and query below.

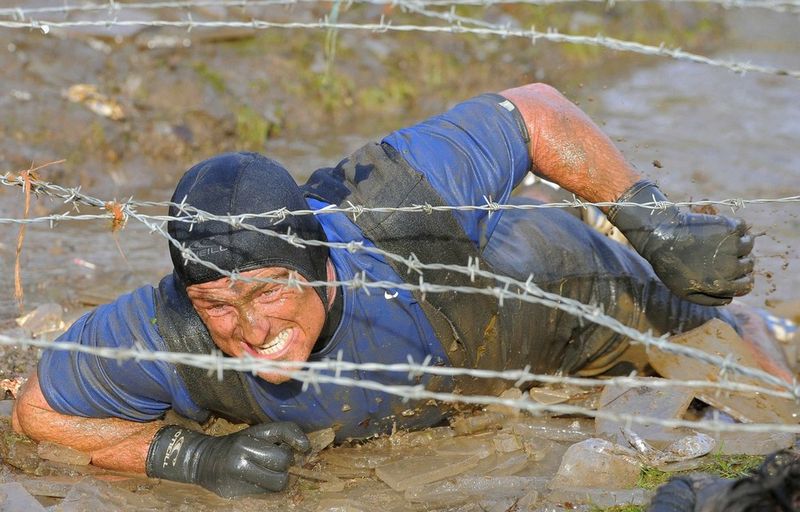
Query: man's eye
257,288,282,301
206,304,232,316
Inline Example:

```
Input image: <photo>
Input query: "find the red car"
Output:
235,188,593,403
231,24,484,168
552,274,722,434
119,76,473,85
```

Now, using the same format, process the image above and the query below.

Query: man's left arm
501,83,754,305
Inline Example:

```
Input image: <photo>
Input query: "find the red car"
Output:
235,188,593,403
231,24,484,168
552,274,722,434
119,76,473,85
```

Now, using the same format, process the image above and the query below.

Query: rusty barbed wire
0,4,798,79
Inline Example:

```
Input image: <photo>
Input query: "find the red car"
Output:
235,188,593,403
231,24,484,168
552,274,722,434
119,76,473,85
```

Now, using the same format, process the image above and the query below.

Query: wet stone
0,482,47,512
375,454,480,491
15,303,65,337
308,428,336,455
37,442,91,466
404,475,536,508
316,498,366,511
510,417,594,443
322,446,400,470
712,430,795,455
549,439,640,490
529,385,583,406
0,420,41,474
0,400,12,418
493,433,523,453
451,411,505,435
465,450,529,477
485,388,524,417
53,477,165,511
648,319,799,424
435,432,495,458
545,487,653,508
389,426,454,448
17,476,75,498
595,379,695,448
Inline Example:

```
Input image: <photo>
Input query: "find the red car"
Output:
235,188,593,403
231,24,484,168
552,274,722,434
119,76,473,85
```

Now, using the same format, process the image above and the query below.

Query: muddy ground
0,1,798,510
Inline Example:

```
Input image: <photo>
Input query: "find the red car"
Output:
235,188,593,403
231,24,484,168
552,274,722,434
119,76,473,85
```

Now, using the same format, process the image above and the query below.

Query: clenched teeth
256,329,291,355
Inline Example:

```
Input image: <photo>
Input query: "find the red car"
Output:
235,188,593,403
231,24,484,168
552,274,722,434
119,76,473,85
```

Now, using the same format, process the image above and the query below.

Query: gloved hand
145,422,310,498
607,180,754,306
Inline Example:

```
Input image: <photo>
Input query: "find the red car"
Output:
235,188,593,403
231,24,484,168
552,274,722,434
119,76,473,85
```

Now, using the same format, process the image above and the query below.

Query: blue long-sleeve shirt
39,94,532,439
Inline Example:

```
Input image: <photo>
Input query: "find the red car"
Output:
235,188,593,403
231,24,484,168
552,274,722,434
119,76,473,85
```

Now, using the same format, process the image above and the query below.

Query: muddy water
575,9,800,305
0,5,798,510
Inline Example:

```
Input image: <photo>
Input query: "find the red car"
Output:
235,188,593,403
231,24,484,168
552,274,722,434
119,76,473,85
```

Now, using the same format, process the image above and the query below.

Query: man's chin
256,371,295,385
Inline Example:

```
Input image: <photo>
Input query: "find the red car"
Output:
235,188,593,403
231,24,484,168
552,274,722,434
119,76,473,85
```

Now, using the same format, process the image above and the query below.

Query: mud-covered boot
648,450,800,512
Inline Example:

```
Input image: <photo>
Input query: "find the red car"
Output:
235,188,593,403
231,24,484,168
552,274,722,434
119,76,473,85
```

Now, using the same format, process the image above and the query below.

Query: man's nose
238,306,270,345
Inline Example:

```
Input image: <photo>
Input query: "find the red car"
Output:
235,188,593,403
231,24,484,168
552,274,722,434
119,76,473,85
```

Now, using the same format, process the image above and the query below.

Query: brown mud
0,2,798,510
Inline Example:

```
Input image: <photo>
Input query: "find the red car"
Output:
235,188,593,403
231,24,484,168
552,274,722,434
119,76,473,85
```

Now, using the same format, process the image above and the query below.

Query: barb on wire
124,201,799,396
2,173,798,396
1,0,798,18
0,7,798,78
2,171,799,228
1,331,798,435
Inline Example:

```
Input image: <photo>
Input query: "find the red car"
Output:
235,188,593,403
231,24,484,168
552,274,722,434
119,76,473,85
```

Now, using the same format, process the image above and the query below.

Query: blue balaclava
167,152,329,308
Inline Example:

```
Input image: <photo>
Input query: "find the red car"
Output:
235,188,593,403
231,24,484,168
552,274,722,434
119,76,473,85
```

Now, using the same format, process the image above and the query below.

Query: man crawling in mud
11,83,794,500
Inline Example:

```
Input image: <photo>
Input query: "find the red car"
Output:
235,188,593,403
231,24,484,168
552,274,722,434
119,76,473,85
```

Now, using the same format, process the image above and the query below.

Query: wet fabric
39,93,734,439
167,152,329,307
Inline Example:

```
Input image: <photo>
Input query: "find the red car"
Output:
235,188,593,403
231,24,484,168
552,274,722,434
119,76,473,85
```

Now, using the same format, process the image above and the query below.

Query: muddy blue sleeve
37,285,208,423
382,93,531,247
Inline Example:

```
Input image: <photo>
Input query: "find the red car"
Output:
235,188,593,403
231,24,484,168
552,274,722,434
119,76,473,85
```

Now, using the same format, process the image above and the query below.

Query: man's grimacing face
185,266,328,384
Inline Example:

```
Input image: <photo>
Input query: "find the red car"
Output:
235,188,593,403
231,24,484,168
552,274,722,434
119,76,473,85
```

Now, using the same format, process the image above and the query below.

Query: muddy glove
648,450,800,511
146,422,310,498
607,180,754,306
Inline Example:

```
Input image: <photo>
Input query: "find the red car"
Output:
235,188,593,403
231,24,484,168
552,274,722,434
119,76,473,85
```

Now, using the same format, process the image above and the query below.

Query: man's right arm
12,370,161,473
13,370,310,497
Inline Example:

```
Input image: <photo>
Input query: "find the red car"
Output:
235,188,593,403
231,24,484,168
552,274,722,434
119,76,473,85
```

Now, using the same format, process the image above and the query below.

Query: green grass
192,62,226,93
590,452,765,511
637,452,764,491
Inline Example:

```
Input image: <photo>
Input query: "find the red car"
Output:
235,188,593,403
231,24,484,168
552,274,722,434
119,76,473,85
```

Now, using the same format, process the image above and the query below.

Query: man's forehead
186,267,291,295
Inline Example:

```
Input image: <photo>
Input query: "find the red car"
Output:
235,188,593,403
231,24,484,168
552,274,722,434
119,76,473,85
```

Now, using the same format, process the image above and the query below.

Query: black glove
647,450,800,511
608,180,754,306
145,422,310,498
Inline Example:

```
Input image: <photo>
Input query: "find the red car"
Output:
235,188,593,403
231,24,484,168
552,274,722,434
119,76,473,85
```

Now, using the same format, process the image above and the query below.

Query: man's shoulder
63,281,163,347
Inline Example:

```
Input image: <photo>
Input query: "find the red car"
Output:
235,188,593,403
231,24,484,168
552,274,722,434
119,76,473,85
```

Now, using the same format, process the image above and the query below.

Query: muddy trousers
478,198,736,376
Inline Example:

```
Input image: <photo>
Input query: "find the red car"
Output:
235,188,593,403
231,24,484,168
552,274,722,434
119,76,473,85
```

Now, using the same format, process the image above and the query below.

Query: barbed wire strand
1,172,798,395
0,0,798,18
2,172,799,226
1,332,798,435
0,12,797,78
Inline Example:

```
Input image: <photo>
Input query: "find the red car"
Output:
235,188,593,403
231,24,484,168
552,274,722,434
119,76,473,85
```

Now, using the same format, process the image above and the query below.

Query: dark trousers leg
480,199,736,375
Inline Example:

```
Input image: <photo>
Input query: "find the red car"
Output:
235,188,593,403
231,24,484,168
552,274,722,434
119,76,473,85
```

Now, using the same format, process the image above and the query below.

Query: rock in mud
375,454,481,491
485,387,524,417
0,420,40,474
53,477,164,511
36,442,91,466
0,482,47,511
404,475,537,508
546,487,653,507
509,417,593,443
549,438,640,490
16,476,75,498
595,379,695,448
451,411,505,435
435,432,495,458
648,319,798,424
711,430,795,455
465,450,529,477
316,497,367,512
15,303,65,337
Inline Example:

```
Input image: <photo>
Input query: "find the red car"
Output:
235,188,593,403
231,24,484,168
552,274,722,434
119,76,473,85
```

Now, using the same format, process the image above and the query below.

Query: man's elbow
500,82,566,104
11,371,50,439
